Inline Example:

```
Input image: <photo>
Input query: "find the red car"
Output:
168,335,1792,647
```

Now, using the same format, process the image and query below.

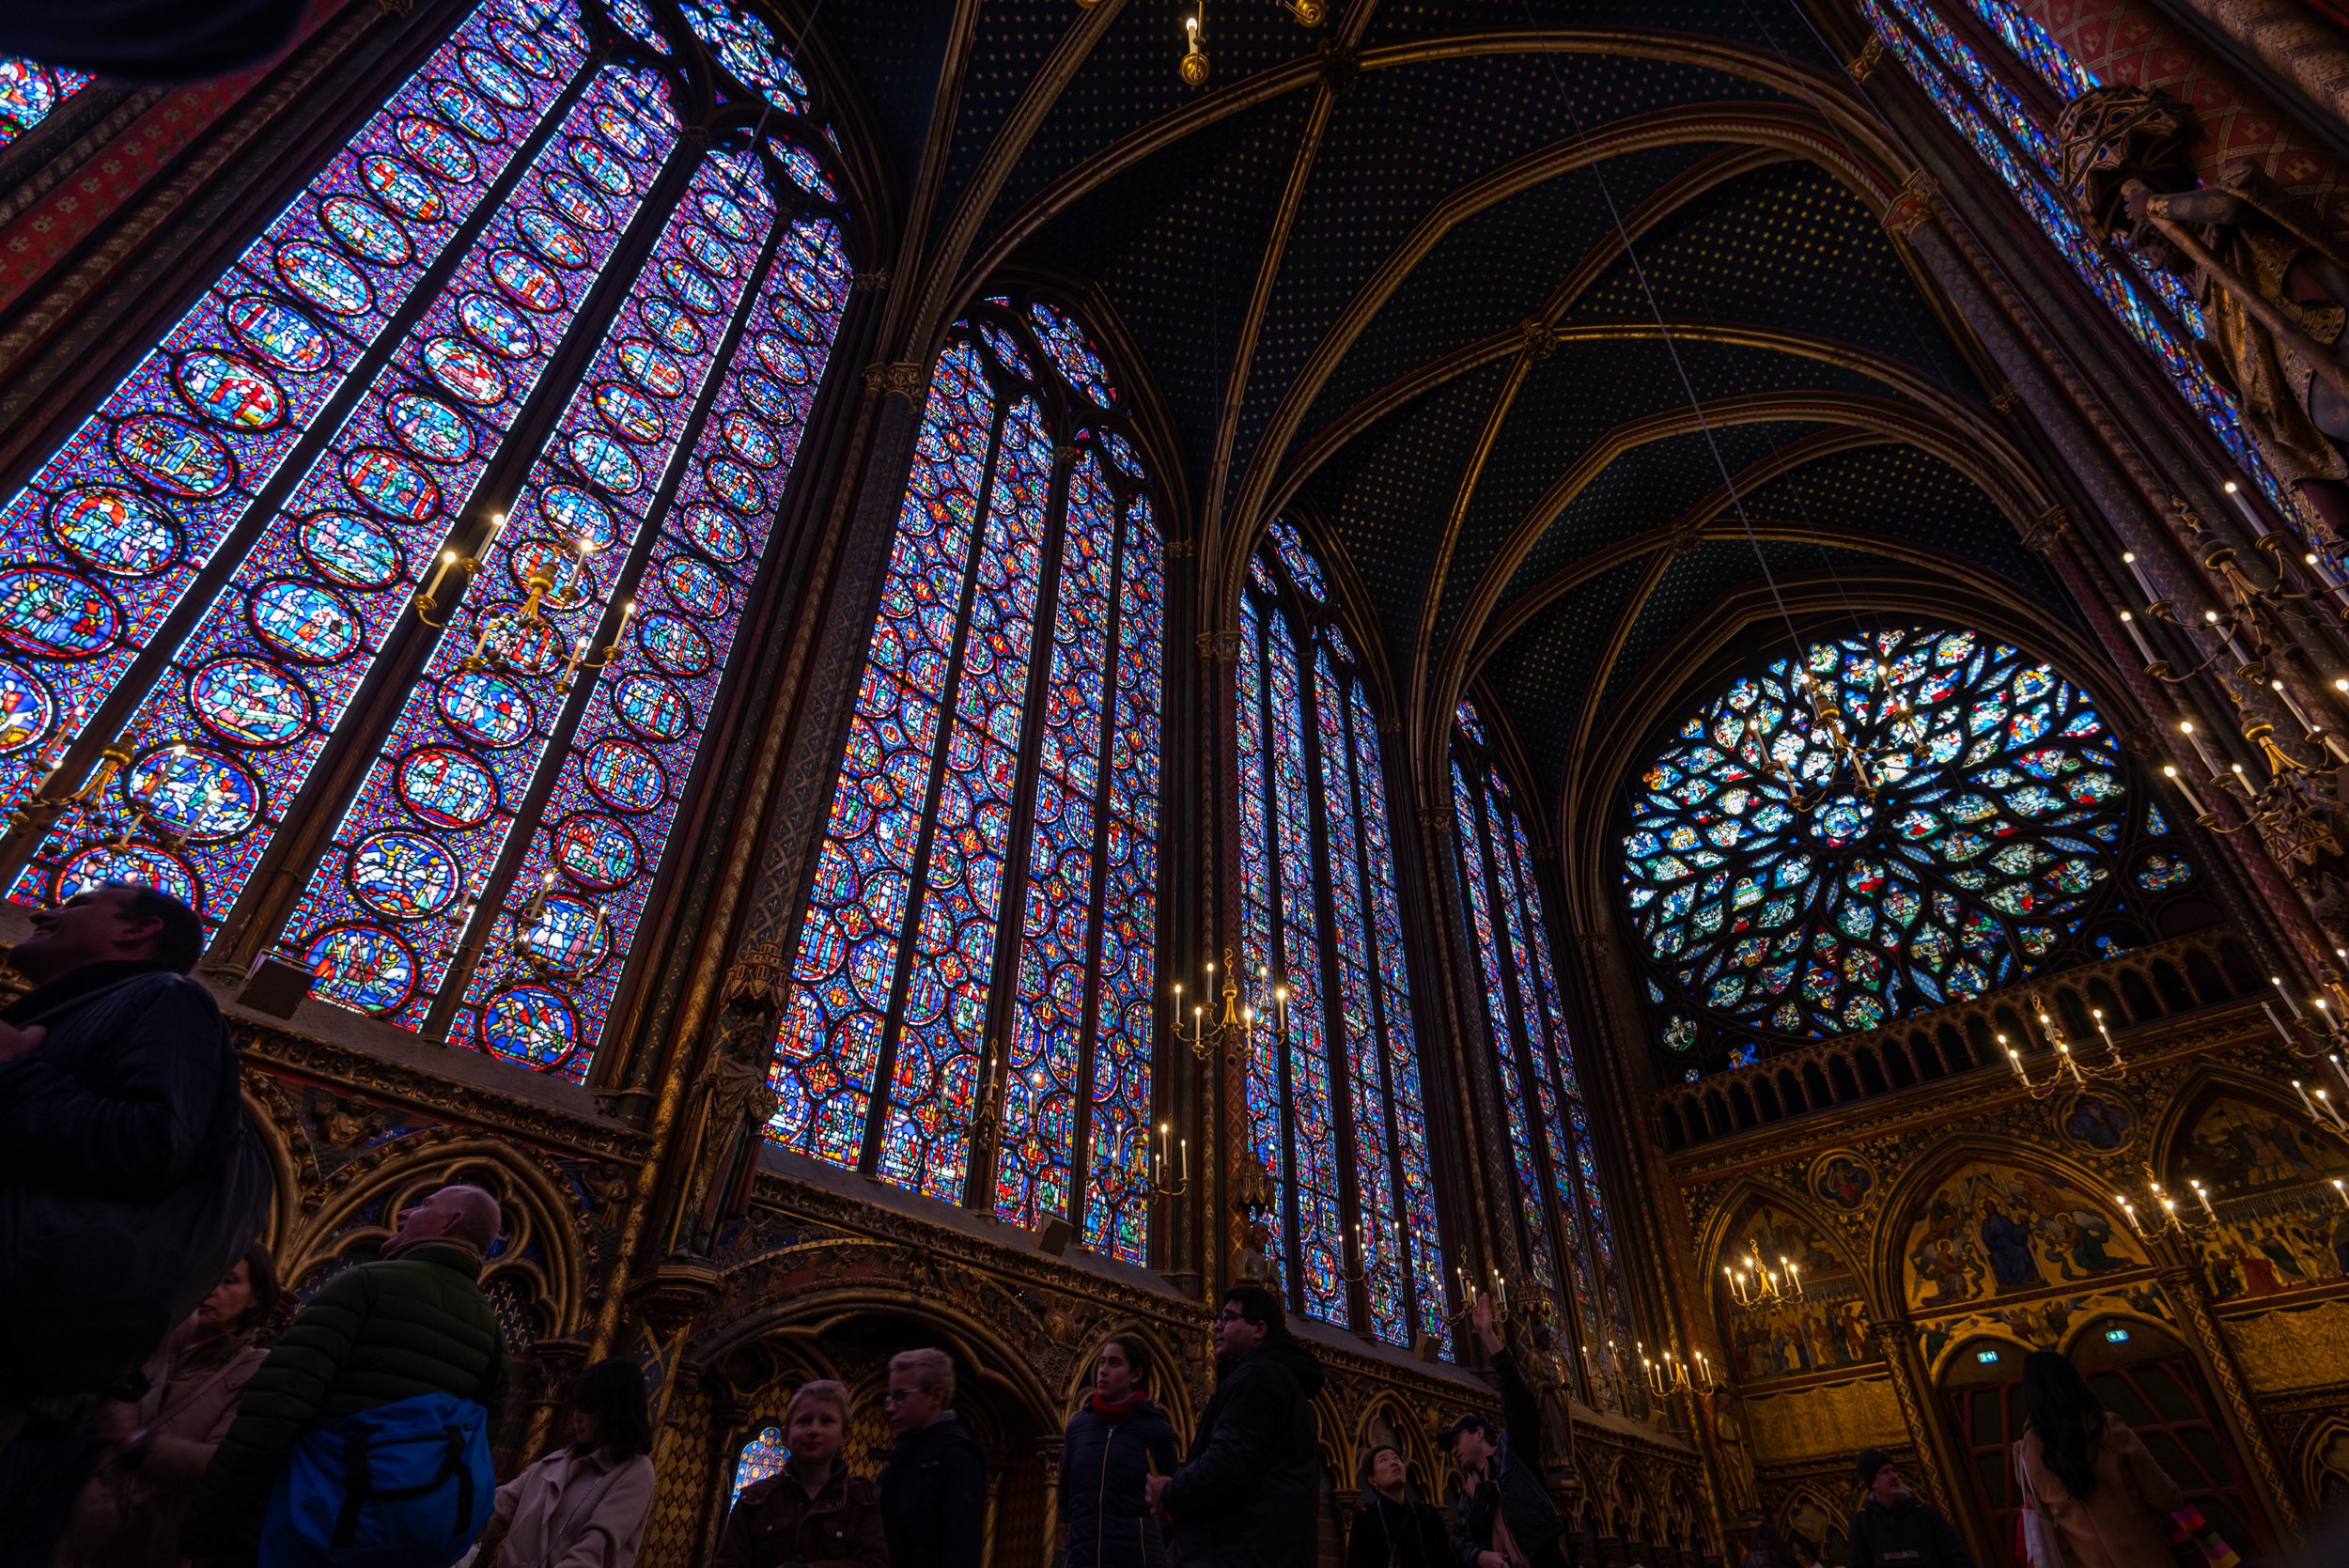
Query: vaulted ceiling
796,0,2083,829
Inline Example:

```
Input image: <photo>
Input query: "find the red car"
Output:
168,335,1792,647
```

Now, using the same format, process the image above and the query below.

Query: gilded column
2155,1265,2302,1532
1865,1319,1994,1566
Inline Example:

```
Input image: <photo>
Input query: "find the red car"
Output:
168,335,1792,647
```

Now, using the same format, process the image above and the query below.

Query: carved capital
1052,442,1080,469
1989,386,2023,417
863,361,925,401
723,945,790,1006
1846,35,1884,83
1881,170,1937,238
1520,318,1560,361
850,269,892,293
1196,629,1241,661
1164,536,1195,559
2020,504,2071,555
626,1259,724,1333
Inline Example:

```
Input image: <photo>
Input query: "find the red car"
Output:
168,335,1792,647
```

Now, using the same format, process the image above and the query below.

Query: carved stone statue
2057,85,2349,534
674,1000,782,1256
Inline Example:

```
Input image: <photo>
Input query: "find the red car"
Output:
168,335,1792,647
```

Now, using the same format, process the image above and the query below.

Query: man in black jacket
879,1347,988,1568
1847,1449,1971,1568
0,883,266,1562
1440,1292,1572,1568
1148,1284,1325,1568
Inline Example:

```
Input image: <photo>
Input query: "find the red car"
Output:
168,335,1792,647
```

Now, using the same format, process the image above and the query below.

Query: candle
2294,1079,2319,1117
2116,1195,2144,1236
2317,1088,2348,1130
2177,720,2223,774
2334,1178,2349,1211
2190,1180,2217,1221
423,548,459,603
2276,976,2309,1021
2271,678,2317,733
2118,611,2156,662
2331,1054,2349,1096
1179,1136,1188,1183
559,633,588,687
2163,765,2206,816
2319,998,2342,1036
2203,607,2254,668
2263,1001,2298,1047
2120,551,2157,599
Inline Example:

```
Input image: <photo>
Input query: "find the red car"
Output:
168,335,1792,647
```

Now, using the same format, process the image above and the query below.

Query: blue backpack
259,1391,495,1568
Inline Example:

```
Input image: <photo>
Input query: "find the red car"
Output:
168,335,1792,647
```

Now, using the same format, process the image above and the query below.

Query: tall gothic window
1621,626,2193,1078
1451,697,1635,1408
0,0,850,1083
770,297,1164,1265
1856,0,2300,521
1237,520,1445,1346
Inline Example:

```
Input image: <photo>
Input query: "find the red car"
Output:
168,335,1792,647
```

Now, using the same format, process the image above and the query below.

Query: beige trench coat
2016,1414,2186,1568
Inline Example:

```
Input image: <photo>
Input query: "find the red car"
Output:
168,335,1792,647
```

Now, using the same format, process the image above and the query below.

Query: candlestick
423,549,459,604
1180,1135,1188,1183
2319,998,2343,1037
2270,678,2318,733
2202,607,2254,668
2263,1001,2297,1048
2275,977,2309,1021
2177,720,2223,774
2294,1079,2319,1118
2317,1088,2348,1130
2334,1178,2349,1212
2161,765,2206,817
2120,551,2157,599
2116,1194,2144,1236
2331,1054,2349,1097
2001,1032,2028,1085
2189,1179,2217,1222
2118,611,2156,662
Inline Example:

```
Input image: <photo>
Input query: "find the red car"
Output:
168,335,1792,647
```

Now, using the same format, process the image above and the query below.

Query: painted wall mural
1901,1160,2145,1311
2176,1093,2349,1301
1715,1202,1878,1382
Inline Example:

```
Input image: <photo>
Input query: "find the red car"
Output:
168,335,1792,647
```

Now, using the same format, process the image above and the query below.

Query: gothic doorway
1937,1318,2271,1566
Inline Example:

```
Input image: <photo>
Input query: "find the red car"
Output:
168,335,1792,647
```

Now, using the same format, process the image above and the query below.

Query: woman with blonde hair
712,1379,887,1568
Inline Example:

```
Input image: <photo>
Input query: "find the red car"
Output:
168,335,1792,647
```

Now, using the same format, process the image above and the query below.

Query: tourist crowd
0,882,2248,1568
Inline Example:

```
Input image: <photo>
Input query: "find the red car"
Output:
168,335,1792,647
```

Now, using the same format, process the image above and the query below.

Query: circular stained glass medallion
539,485,614,549
661,554,727,617
584,737,664,812
781,147,835,202
125,746,261,840
614,672,691,740
490,250,566,313
721,412,780,467
553,812,639,888
176,353,285,430
190,658,310,745
423,336,506,405
703,458,762,513
438,669,534,746
320,196,411,265
517,207,590,270
679,225,735,277
0,661,52,753
304,923,415,1014
460,47,530,108
594,381,662,442
361,155,444,222
682,505,746,563
592,101,658,160
492,22,559,79
387,392,474,461
428,78,502,139
398,745,497,828
56,844,198,909
661,258,721,314
785,264,836,313
521,894,608,972
350,831,462,919
638,299,700,353
342,446,441,520
396,116,476,182
768,295,820,343
617,338,685,397
299,510,404,589
753,335,807,385
226,297,330,373
250,579,360,661
0,567,117,658
50,488,179,577
115,415,231,497
459,293,537,359
697,190,752,241
636,612,709,676
1100,429,1147,482
568,431,641,493
0,59,58,123
541,172,610,231
276,241,371,317
568,140,633,195
1621,625,2130,1046
481,985,578,1069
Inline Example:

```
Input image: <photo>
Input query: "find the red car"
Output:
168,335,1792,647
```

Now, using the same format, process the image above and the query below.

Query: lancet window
1621,626,2194,1078
0,0,849,1085
1236,520,1445,1346
770,297,1164,1265
1856,0,2299,520
1451,697,1635,1408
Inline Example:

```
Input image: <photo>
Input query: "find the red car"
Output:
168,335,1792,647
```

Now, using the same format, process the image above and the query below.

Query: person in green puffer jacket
179,1185,510,1561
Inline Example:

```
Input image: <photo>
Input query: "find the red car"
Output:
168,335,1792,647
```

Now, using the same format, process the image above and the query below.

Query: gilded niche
2172,1092,2349,1301
1715,1200,1876,1383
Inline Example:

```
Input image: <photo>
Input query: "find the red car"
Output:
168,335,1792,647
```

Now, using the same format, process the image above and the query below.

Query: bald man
183,1184,509,1560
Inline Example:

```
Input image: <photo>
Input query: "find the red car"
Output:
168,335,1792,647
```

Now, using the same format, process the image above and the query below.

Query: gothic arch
239,1080,309,1261
1348,1389,1445,1500
2148,1063,2349,1177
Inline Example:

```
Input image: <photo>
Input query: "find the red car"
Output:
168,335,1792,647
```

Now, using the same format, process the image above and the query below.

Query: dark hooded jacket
879,1412,988,1568
1349,1490,1450,1568
0,962,267,1403
1845,1492,1971,1568
1162,1339,1325,1568
1450,1349,1568,1568
1061,1396,1179,1568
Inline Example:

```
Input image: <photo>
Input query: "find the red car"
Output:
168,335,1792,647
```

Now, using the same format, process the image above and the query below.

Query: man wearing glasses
879,1347,986,1568
1144,1285,1325,1566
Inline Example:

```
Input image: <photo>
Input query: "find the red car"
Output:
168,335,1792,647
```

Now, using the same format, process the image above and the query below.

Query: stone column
1865,1320,1996,1566
2155,1265,2302,1533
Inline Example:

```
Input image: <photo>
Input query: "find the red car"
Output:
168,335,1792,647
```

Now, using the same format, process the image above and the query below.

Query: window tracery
770,295,1162,1264
1237,522,1445,1346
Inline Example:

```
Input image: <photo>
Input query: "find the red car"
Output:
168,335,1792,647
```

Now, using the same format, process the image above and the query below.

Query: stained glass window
0,0,854,1083
731,1425,788,1500
1857,0,2307,529
0,57,92,148
1452,697,1636,1411
771,296,1163,1265
1621,626,2186,1074
1237,521,1446,1346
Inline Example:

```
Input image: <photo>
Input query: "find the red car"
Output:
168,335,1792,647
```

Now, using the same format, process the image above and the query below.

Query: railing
1652,927,2261,1149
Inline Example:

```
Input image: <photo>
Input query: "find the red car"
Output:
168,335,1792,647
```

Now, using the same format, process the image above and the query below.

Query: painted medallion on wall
1809,1150,1877,1212
1714,1201,1877,1383
1901,1161,2145,1312
2057,1090,2138,1153
2174,1092,2349,1302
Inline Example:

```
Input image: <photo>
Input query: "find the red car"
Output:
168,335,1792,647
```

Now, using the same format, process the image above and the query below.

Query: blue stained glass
11,53,665,930
681,0,810,115
0,57,94,149
731,1428,788,1502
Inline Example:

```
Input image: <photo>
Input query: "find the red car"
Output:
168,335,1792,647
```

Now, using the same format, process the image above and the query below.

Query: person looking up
712,1379,886,1568
2015,1348,2186,1568
1146,1284,1324,1568
879,1347,986,1568
1439,1291,1569,1568
181,1183,509,1563
1846,1450,1970,1568
478,1358,658,1568
1346,1445,1447,1568
1061,1332,1178,1568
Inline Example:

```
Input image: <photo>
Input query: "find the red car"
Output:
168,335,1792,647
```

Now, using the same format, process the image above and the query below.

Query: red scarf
1090,1388,1148,1423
